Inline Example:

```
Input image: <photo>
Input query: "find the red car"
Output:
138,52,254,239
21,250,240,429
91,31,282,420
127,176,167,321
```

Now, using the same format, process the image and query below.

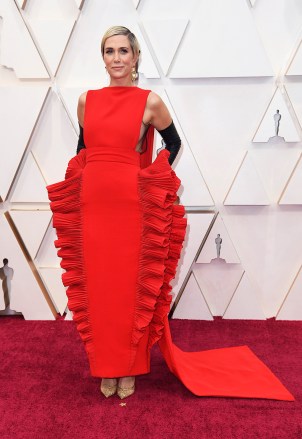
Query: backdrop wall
1,0,302,321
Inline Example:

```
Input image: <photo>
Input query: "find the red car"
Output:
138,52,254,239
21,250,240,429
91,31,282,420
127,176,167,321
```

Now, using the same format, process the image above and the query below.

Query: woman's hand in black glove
157,120,181,166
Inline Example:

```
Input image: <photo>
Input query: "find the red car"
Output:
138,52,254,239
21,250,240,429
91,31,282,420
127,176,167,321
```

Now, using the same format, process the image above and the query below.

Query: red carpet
0,316,301,439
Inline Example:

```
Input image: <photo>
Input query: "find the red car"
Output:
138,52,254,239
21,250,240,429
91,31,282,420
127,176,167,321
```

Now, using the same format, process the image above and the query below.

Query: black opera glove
76,122,86,154
157,121,181,165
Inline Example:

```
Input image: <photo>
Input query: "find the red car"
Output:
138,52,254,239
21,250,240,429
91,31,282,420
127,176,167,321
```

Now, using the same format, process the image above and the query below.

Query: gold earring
131,67,138,82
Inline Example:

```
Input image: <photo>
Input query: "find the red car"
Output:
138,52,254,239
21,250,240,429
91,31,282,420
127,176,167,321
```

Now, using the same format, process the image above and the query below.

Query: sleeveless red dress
47,86,294,400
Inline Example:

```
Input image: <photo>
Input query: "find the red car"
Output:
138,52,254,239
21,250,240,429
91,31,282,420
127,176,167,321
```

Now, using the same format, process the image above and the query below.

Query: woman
77,26,182,398
47,26,294,401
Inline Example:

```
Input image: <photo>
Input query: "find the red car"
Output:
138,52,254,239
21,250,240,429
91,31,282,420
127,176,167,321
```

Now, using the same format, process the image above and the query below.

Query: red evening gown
46,86,294,400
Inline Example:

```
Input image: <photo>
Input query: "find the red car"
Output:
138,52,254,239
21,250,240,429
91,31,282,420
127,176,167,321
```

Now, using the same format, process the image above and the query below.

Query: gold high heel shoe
117,384,135,399
117,378,135,399
100,378,117,398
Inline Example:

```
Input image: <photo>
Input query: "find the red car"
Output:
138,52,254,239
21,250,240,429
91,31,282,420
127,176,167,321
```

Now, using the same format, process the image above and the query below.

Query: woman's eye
121,49,128,53
105,49,113,54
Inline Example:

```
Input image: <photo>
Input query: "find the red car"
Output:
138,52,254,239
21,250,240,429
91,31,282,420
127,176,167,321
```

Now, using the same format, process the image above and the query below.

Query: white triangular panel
132,0,140,8
35,223,60,268
170,213,214,303
253,88,300,142
286,83,302,130
170,0,272,78
249,0,257,6
279,154,302,204
27,18,75,76
173,273,213,320
0,86,48,200
224,153,270,205
197,214,240,263
58,86,85,128
223,273,266,319
287,40,302,76
0,214,54,319
193,261,244,316
65,306,73,320
0,0,49,78
156,88,214,207
38,267,67,315
31,90,77,184
276,266,302,320
143,19,189,75
249,148,301,204
172,143,214,207
10,153,48,202
10,210,51,259
252,1,302,76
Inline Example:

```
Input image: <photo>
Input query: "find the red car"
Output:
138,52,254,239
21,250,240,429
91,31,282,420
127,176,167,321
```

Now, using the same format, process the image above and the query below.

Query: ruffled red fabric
133,149,187,355
150,203,187,346
46,149,95,363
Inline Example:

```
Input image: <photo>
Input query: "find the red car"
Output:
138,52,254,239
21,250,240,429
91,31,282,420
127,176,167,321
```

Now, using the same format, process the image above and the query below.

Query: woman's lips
112,66,123,69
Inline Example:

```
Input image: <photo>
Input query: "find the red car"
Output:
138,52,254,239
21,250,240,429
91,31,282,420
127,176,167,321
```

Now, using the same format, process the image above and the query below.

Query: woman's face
103,35,137,81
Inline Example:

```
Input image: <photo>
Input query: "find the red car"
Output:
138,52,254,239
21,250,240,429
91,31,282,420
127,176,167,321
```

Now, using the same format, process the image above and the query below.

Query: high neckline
103,86,137,89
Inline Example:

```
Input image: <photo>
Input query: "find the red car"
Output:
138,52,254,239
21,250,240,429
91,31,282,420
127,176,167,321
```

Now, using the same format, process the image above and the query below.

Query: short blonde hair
101,26,141,75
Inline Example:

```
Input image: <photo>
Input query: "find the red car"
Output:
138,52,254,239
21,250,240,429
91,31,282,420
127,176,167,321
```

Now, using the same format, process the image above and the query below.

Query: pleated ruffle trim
46,149,187,366
133,150,187,359
46,150,96,361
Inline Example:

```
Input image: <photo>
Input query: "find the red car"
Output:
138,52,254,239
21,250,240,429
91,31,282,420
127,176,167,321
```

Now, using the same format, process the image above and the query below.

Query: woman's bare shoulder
78,91,88,106
146,91,163,109
146,91,172,129
77,91,88,126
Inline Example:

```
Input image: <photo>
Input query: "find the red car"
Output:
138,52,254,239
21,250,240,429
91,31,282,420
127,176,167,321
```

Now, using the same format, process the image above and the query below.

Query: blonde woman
47,26,293,402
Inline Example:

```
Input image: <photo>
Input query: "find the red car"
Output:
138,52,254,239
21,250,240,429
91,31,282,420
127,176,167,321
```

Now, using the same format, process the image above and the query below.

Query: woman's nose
114,51,120,62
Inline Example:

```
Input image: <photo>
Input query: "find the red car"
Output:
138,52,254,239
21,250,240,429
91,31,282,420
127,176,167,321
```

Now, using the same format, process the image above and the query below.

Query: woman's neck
108,79,134,87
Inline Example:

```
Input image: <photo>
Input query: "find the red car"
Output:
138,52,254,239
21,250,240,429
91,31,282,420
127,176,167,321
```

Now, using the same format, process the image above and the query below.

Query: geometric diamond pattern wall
1,0,302,320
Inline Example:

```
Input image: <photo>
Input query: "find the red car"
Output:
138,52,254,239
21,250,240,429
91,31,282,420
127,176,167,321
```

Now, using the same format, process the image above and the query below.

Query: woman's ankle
118,376,135,387
101,377,117,385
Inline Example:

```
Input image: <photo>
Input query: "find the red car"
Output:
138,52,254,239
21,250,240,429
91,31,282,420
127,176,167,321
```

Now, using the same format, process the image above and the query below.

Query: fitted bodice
83,86,151,153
